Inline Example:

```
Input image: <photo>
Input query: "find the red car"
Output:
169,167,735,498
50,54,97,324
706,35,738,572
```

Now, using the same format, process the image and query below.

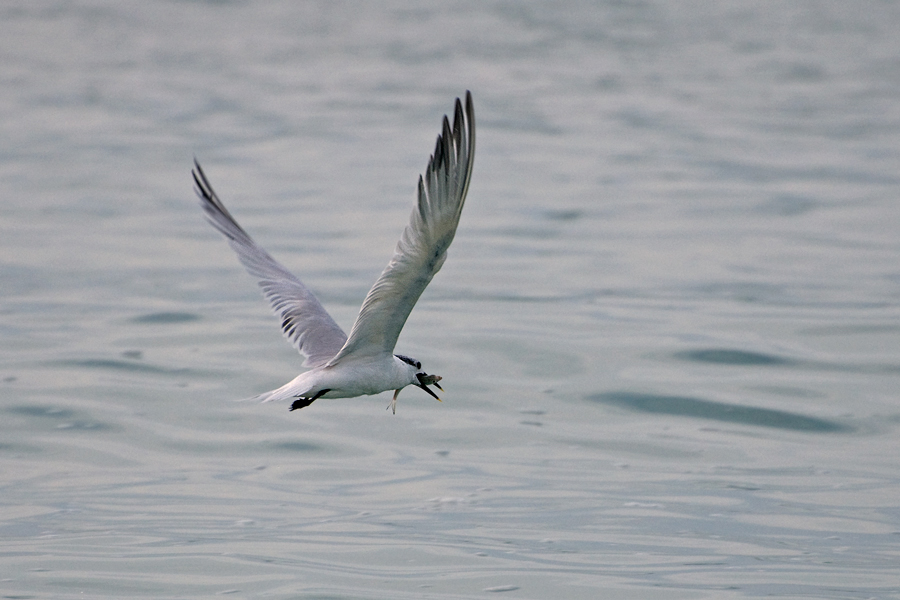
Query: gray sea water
2,1,900,598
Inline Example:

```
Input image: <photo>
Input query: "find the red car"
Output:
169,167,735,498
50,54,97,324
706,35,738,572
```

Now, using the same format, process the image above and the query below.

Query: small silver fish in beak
417,372,443,396
389,373,444,414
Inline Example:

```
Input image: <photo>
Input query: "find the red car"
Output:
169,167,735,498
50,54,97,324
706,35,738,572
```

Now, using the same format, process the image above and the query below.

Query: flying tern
192,92,475,414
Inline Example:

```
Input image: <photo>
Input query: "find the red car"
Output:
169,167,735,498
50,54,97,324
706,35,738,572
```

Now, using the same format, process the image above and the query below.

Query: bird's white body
192,92,474,413
261,354,420,402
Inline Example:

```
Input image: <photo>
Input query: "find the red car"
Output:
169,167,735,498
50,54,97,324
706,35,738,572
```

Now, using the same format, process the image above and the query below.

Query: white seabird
192,92,475,414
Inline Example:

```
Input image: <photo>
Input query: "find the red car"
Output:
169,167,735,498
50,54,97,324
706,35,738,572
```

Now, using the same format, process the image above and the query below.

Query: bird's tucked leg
290,388,330,411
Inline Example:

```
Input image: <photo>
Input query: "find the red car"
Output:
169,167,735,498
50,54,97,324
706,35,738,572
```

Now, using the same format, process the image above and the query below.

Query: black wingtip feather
192,160,252,240
425,91,473,181
433,132,444,171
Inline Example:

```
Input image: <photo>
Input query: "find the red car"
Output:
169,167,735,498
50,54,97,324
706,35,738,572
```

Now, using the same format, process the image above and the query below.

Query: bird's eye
416,361,422,369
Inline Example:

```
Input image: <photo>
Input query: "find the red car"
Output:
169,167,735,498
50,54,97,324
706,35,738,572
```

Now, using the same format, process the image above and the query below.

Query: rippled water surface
2,1,900,598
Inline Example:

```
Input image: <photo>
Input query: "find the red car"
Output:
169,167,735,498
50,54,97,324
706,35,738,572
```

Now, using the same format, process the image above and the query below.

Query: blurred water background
2,1,900,598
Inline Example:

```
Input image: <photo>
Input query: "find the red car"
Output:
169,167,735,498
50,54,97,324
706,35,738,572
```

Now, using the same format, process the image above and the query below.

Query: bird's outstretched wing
192,161,348,368
327,91,475,366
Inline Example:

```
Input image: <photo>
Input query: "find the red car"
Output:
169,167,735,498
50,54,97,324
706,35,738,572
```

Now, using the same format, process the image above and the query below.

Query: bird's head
395,354,444,401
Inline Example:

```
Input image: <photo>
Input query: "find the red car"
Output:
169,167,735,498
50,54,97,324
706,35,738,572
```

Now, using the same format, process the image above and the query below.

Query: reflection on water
1,0,899,598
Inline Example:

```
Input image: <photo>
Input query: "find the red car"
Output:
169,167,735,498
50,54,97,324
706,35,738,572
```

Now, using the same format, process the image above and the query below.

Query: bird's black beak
416,373,443,401
416,383,441,401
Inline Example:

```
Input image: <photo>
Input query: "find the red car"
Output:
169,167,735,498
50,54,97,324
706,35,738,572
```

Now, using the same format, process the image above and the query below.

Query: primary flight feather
192,91,475,413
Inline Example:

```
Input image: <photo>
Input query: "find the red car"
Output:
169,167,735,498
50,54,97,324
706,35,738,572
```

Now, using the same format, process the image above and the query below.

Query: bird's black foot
289,388,330,411
290,397,315,411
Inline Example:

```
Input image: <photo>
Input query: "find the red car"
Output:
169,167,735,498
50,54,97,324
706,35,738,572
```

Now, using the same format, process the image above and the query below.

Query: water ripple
587,392,852,433
673,348,797,366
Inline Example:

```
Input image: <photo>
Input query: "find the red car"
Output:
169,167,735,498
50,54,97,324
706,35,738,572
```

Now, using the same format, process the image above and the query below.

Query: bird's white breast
287,354,414,400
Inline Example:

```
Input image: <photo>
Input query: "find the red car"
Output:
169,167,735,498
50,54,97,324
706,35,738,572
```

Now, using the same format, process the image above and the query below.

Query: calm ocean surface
2,1,899,598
